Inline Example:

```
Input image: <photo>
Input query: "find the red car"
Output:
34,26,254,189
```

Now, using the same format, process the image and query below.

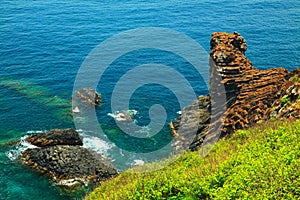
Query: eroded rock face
269,70,300,120
26,129,83,147
170,95,211,151
75,88,101,105
22,129,117,189
210,32,288,134
171,32,300,151
210,32,254,109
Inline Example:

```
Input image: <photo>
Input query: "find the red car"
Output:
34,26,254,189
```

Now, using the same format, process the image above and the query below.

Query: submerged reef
0,77,72,123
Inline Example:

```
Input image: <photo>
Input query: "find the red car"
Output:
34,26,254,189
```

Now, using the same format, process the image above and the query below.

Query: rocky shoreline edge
21,129,118,189
14,31,300,193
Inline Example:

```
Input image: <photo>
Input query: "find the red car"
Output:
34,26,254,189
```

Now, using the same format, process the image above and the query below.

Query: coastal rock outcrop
21,129,117,189
269,70,300,120
170,95,211,150
26,128,83,147
75,88,101,105
171,32,300,151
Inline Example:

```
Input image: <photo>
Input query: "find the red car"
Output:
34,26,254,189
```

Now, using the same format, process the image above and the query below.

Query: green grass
289,74,300,83
86,120,300,200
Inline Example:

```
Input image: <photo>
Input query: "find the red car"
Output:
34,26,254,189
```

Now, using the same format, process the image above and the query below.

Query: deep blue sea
0,0,299,199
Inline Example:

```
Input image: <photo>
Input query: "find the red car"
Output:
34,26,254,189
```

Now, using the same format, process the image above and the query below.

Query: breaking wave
6,134,38,161
107,109,138,122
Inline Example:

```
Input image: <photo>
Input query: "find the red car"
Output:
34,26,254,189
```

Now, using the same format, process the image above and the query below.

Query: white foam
132,159,145,166
26,130,45,134
6,135,38,161
76,129,84,133
133,126,151,137
56,178,88,187
119,149,124,156
108,109,138,122
82,136,114,156
72,106,80,113
107,112,128,121
6,130,114,161
126,109,138,116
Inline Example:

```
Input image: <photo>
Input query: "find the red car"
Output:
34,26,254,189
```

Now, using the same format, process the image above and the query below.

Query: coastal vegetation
86,120,300,199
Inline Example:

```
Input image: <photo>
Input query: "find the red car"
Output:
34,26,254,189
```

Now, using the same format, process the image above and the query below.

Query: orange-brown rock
171,32,300,151
75,88,101,105
210,32,289,134
269,69,300,120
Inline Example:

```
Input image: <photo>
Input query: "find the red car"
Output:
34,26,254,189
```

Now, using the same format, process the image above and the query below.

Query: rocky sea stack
75,88,102,105
171,32,300,151
21,129,118,189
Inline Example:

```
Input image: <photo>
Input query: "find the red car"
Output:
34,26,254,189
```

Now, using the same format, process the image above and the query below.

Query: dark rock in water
170,95,211,151
170,32,300,151
22,145,118,188
75,88,101,105
21,128,118,189
26,128,83,147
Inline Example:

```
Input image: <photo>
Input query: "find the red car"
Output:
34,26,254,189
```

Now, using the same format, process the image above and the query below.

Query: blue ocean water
0,0,299,199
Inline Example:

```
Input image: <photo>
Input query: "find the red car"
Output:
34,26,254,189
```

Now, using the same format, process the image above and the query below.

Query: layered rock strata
171,32,300,151
170,95,211,150
269,69,300,120
26,129,83,147
21,129,117,188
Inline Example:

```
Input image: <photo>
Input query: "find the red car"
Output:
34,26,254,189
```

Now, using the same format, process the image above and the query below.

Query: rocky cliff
171,32,300,151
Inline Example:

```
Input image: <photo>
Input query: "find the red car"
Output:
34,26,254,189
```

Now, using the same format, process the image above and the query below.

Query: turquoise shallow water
1,0,300,199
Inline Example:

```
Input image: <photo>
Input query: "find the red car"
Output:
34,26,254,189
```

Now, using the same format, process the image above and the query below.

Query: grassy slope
86,120,300,199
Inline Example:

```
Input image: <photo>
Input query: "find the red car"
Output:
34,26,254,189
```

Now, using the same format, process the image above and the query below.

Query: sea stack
171,32,300,151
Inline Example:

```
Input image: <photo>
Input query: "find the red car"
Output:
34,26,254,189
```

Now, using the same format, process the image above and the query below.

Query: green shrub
281,96,292,107
86,120,300,200
281,96,288,104
289,74,300,83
